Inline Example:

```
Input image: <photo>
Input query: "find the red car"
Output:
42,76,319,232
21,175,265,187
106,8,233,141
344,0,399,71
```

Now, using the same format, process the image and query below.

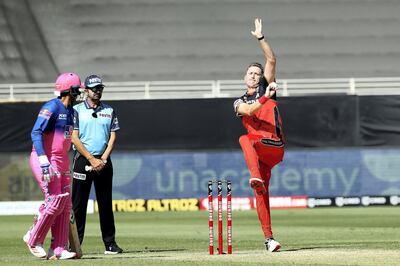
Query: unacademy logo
113,157,142,187
362,151,400,182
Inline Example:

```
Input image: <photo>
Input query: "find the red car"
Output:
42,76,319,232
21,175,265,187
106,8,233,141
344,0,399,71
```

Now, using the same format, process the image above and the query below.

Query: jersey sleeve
233,95,247,117
31,101,57,156
233,98,243,113
73,107,79,130
111,110,120,132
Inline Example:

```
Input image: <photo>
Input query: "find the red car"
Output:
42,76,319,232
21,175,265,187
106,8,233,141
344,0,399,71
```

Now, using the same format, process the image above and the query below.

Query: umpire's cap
84,74,105,88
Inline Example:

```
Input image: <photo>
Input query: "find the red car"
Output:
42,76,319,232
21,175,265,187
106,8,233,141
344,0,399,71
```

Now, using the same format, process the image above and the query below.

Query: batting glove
38,155,58,182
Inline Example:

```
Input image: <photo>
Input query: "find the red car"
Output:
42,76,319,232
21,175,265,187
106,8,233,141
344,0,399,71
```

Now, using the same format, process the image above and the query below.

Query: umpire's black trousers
71,154,116,247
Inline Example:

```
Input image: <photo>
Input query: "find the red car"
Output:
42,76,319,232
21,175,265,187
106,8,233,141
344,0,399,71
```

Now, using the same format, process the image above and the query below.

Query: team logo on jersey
38,109,52,120
261,138,284,147
98,113,112,119
64,125,73,139
246,99,257,104
58,113,67,120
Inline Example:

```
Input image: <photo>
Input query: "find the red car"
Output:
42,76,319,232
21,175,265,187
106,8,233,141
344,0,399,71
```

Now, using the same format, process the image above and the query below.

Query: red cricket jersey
233,81,285,144
241,99,284,142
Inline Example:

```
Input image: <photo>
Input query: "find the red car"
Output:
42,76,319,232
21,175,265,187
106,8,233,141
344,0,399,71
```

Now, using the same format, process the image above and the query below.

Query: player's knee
239,135,249,146
47,204,63,216
46,193,69,215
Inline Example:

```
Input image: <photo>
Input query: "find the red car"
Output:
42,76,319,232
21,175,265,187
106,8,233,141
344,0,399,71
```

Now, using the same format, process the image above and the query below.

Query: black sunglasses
87,85,104,93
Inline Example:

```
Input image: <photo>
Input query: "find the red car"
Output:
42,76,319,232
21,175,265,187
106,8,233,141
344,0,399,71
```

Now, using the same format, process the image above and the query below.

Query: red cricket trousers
239,133,284,239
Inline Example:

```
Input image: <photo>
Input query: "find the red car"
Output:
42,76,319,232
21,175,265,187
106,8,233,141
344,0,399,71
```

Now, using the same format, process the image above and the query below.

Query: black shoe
104,243,123,255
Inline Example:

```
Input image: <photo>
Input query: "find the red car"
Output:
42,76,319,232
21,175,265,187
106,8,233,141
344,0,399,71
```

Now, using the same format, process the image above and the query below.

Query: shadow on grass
81,255,169,260
283,246,337,252
81,248,186,260
125,248,186,253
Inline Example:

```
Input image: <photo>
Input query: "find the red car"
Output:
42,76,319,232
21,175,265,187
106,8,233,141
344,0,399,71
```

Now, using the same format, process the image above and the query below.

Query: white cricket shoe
25,241,46,258
23,229,46,258
47,248,76,260
22,229,30,243
28,245,47,258
265,238,281,252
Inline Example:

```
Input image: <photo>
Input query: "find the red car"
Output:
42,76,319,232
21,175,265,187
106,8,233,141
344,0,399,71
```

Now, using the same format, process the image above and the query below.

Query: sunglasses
87,85,104,93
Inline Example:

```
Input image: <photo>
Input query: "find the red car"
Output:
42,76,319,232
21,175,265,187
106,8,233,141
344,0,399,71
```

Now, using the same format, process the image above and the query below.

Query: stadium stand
0,0,399,84
0,0,58,83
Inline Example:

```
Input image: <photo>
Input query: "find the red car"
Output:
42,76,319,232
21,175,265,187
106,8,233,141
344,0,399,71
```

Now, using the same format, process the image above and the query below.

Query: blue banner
102,148,400,199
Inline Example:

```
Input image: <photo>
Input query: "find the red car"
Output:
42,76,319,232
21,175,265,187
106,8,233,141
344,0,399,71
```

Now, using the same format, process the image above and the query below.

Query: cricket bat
69,210,83,258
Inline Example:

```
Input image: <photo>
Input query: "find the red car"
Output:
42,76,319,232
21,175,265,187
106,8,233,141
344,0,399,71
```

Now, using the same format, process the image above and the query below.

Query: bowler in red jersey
233,18,285,252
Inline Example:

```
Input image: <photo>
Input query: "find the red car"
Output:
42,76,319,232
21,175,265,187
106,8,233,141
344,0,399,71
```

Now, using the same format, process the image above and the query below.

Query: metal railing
1,77,399,102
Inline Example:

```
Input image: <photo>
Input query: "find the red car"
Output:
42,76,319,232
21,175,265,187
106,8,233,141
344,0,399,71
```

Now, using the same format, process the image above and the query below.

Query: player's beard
246,79,259,91
91,92,102,101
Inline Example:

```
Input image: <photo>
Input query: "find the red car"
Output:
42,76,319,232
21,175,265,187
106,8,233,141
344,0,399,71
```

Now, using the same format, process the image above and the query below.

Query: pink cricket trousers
28,151,72,255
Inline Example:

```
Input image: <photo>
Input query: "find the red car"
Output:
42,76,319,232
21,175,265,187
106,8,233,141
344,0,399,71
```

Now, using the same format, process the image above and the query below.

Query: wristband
258,95,269,104
257,36,264,41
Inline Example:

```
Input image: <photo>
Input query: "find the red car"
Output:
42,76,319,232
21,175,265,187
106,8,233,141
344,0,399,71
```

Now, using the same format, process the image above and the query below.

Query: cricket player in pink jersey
23,73,82,260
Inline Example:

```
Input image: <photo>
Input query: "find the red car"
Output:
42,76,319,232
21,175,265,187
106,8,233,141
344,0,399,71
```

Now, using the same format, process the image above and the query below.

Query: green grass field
1,207,399,265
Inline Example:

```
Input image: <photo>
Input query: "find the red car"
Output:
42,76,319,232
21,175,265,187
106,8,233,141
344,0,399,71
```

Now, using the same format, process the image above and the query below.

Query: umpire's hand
89,157,106,172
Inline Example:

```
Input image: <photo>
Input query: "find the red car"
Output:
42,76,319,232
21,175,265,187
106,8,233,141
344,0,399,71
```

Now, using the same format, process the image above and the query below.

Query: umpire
71,74,123,254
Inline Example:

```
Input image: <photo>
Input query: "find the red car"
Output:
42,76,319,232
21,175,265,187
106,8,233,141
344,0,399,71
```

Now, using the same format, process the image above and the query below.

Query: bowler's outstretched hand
251,18,263,39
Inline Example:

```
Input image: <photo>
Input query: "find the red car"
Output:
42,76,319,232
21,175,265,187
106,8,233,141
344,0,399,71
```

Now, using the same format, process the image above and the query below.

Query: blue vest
73,100,120,155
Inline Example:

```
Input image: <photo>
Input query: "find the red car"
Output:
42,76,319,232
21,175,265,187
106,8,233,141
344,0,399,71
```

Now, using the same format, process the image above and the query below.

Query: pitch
1,207,399,265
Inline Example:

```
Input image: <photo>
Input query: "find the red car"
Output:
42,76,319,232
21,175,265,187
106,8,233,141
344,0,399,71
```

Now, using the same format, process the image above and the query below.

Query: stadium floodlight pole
217,180,223,254
208,180,214,255
226,180,232,254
